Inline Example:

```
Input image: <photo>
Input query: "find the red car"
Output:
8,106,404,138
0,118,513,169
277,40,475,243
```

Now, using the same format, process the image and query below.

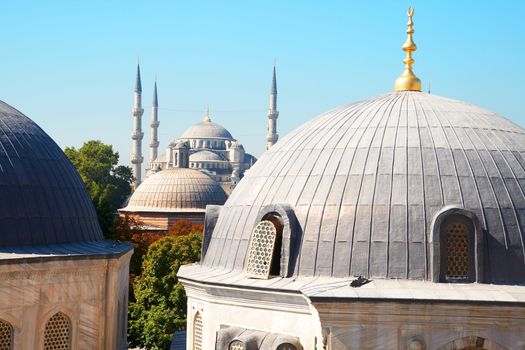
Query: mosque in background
178,9,525,350
129,64,280,192
120,65,280,231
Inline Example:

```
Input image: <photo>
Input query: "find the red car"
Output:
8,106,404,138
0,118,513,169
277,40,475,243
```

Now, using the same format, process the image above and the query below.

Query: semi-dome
0,100,103,247
122,168,228,212
203,91,525,283
190,150,224,162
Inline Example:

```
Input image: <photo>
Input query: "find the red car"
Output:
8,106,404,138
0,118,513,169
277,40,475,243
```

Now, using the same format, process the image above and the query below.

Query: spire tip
203,105,212,123
394,6,422,92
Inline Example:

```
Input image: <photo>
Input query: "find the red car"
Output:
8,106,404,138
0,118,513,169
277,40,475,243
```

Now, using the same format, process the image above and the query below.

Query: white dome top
121,168,227,213
203,91,525,283
181,121,233,140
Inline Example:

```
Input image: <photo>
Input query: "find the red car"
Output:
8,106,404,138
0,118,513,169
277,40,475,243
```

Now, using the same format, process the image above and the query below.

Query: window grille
193,312,203,350
43,312,71,350
229,341,245,350
446,222,469,279
245,220,278,279
0,319,13,350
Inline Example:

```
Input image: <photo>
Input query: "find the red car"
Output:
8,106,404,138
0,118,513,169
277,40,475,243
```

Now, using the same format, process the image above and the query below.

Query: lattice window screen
229,341,245,350
0,319,13,350
245,220,278,279
43,312,71,350
446,222,469,279
193,312,203,350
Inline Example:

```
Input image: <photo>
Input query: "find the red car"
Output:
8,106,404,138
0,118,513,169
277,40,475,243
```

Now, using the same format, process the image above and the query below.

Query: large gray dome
0,101,103,247
203,91,525,283
121,168,228,212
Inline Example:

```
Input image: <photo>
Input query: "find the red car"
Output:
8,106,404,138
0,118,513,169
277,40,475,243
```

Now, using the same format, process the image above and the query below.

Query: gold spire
203,105,212,123
394,7,422,92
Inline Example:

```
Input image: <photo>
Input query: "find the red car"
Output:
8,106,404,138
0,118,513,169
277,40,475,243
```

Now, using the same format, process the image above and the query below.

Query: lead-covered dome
181,121,233,140
0,101,103,247
122,168,228,212
203,91,525,283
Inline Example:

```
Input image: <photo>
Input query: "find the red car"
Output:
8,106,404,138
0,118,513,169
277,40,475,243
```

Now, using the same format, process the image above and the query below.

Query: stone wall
0,250,132,350
313,300,525,350
122,212,205,232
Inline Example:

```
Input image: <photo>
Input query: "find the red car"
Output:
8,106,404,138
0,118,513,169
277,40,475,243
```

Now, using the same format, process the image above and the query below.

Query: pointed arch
431,206,485,282
193,312,203,350
435,336,508,350
43,312,71,350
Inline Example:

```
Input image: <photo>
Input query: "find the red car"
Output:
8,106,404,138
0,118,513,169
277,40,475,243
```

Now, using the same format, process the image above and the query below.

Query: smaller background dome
180,121,233,140
190,150,224,162
121,168,228,212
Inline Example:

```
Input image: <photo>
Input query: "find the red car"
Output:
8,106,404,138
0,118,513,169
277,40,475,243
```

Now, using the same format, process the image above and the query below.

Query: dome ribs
202,92,525,283
0,102,103,247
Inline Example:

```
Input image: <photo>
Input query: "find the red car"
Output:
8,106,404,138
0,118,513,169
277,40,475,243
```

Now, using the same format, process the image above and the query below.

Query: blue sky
1,1,524,165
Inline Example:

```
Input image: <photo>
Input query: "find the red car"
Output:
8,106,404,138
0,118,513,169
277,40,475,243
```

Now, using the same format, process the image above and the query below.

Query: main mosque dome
181,120,233,140
0,100,103,247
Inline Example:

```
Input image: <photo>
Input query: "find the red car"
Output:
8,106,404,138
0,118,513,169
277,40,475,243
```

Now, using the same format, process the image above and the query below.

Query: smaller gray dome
0,100,103,247
121,168,227,213
190,151,224,162
181,121,233,140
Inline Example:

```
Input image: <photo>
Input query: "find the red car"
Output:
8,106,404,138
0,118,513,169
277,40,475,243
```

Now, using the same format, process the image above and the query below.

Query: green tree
65,140,133,235
128,232,202,350
168,220,204,237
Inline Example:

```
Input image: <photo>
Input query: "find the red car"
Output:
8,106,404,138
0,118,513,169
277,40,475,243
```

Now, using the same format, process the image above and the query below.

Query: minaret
131,63,144,188
266,64,279,150
150,80,160,163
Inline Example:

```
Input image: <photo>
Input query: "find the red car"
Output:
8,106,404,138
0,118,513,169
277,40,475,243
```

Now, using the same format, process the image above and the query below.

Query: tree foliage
110,215,164,294
168,220,204,237
65,140,133,235
128,232,202,350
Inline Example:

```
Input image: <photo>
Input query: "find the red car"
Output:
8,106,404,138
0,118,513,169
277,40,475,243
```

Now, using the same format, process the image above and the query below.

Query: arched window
229,341,245,350
437,213,477,283
0,319,13,350
276,344,298,350
435,336,507,350
193,312,203,350
245,214,284,279
43,312,71,350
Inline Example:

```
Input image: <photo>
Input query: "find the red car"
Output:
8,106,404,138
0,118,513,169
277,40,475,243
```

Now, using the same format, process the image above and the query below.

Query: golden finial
394,7,422,92
203,105,212,123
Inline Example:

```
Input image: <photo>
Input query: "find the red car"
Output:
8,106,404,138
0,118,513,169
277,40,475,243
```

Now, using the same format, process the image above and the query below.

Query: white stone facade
183,280,317,350
181,272,525,350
